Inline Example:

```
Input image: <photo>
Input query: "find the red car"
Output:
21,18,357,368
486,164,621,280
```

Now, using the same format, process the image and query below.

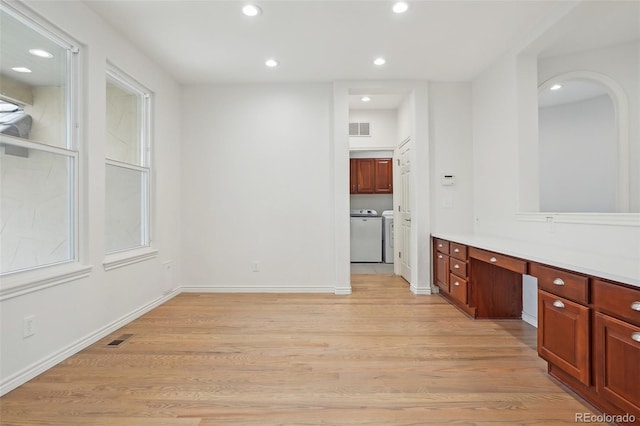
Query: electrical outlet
163,261,174,292
23,315,35,338
251,261,260,272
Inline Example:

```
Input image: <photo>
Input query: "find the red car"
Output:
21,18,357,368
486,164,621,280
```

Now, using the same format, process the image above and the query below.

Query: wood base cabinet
533,268,640,425
538,290,590,385
434,238,470,311
594,312,640,416
593,278,640,419
431,236,640,425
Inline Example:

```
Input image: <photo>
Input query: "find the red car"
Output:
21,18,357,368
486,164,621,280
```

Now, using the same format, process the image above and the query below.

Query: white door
394,139,412,282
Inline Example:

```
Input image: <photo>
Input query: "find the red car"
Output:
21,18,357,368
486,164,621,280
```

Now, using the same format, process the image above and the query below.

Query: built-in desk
431,233,640,426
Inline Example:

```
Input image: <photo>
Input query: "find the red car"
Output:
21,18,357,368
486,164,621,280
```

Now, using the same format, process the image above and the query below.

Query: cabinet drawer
468,247,527,274
450,273,468,304
450,243,467,261
593,279,640,326
450,258,467,277
434,239,450,254
529,263,589,305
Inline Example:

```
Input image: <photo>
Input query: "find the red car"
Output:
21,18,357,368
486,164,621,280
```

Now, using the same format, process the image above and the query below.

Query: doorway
347,91,407,277
334,81,430,295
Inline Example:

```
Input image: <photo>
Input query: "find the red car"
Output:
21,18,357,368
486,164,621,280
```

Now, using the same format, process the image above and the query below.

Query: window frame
103,64,155,266
0,1,86,298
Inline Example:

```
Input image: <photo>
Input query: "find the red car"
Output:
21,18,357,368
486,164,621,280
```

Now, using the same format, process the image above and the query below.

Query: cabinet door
594,312,640,415
356,159,375,193
350,159,358,194
538,290,590,385
373,158,393,194
435,253,450,293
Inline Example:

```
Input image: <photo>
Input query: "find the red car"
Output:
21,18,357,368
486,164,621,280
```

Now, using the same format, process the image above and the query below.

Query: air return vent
349,122,370,136
107,333,133,347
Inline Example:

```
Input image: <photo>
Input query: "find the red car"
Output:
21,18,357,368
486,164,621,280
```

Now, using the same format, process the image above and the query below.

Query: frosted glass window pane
105,164,146,253
0,146,73,273
106,80,142,165
0,9,69,148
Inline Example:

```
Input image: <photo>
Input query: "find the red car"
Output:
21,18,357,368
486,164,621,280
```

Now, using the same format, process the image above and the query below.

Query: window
104,67,151,254
0,4,79,275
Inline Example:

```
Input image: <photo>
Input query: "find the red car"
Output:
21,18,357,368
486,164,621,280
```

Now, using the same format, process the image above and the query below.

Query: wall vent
349,122,371,137
107,333,133,347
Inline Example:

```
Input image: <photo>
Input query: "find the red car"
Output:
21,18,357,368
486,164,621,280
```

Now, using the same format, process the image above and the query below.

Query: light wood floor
1,275,605,425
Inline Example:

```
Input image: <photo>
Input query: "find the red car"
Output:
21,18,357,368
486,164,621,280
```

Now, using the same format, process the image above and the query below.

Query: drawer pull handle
438,255,443,259
489,257,497,263
553,278,565,286
552,300,565,309
438,244,443,248
632,333,640,343
632,302,640,312
453,264,460,269
454,281,460,287
453,248,460,253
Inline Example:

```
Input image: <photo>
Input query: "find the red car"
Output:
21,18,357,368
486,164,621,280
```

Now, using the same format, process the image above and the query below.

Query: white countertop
431,232,640,289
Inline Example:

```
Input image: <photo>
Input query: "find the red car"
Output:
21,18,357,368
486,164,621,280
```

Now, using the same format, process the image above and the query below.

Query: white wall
180,83,336,292
349,109,397,150
428,82,474,234
1,0,182,395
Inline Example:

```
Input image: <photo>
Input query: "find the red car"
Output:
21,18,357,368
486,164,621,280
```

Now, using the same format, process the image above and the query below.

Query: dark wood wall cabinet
432,236,640,425
350,158,392,194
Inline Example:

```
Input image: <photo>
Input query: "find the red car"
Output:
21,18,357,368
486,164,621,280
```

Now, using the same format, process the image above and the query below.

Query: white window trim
0,2,85,294
104,63,154,263
0,263,92,301
103,246,158,272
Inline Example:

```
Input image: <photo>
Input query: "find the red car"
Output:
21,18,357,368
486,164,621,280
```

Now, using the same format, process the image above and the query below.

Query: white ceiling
85,0,569,85
539,0,640,58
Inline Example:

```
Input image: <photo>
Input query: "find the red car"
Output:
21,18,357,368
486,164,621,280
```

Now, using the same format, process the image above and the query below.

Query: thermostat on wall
441,175,456,186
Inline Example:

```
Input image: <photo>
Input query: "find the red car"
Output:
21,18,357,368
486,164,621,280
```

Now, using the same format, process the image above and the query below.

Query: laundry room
348,92,407,275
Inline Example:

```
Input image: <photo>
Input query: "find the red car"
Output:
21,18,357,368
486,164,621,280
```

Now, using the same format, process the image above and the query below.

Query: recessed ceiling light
361,96,371,102
392,2,409,13
11,67,32,73
242,4,262,17
373,57,386,66
265,59,279,68
29,48,53,59
550,84,562,91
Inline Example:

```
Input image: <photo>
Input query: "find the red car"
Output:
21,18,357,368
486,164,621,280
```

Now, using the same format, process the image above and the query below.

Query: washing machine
382,210,394,263
350,209,382,262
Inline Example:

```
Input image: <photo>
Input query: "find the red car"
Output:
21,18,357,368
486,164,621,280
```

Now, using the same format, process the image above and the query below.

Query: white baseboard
411,284,434,295
0,289,180,397
334,287,352,295
181,284,335,293
522,311,538,328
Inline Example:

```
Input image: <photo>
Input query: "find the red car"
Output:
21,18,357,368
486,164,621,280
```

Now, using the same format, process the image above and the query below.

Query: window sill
103,247,159,271
0,263,93,301
516,212,640,227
